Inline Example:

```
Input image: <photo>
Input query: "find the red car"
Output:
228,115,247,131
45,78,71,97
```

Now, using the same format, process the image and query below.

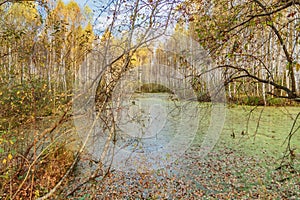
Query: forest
0,0,299,199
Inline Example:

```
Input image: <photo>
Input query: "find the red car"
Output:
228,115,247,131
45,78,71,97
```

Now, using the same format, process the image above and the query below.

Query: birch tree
186,0,300,103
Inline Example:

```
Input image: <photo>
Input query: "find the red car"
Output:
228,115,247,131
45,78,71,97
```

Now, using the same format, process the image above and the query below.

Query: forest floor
2,104,299,199
64,105,300,199
66,142,300,199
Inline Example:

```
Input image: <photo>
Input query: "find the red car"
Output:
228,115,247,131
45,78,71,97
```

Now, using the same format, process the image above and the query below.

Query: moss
227,96,297,106
267,98,287,106
137,83,173,93
242,96,264,106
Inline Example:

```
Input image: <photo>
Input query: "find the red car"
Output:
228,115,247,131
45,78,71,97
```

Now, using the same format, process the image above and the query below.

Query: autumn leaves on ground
1,0,300,199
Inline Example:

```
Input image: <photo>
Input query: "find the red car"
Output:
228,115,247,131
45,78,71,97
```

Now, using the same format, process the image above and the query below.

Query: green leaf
266,21,273,26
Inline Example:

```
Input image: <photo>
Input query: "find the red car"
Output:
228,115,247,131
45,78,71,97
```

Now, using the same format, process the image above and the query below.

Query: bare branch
219,64,297,99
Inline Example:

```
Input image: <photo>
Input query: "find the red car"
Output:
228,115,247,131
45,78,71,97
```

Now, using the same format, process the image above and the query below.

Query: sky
61,0,180,36
63,0,94,9
63,0,108,32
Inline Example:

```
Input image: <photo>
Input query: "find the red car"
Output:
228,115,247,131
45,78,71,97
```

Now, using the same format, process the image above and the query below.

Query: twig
279,111,300,168
11,131,64,199
253,107,264,141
